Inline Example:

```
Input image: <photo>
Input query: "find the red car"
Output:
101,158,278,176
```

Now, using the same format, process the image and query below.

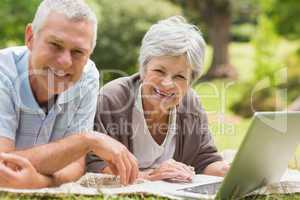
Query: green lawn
1,191,300,200
196,42,300,169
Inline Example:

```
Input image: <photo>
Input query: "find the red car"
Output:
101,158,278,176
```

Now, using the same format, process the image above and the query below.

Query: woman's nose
161,76,174,88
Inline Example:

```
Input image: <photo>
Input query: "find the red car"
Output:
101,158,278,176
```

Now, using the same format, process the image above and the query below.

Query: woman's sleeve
192,110,223,174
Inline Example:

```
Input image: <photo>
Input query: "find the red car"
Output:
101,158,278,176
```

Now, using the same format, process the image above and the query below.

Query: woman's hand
145,159,195,183
0,153,49,189
203,161,230,177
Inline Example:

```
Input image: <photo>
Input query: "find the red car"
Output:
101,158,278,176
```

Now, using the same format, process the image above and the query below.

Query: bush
230,23,256,42
231,85,285,118
282,48,300,103
0,0,40,47
231,15,284,117
88,0,181,83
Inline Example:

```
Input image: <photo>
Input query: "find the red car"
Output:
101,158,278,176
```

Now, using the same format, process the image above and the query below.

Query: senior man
0,0,138,189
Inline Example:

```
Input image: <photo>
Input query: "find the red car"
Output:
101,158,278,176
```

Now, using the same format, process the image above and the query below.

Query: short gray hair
32,0,98,50
139,16,206,81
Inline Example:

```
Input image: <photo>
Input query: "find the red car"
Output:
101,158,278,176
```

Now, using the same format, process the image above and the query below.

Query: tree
182,0,238,80
170,0,260,80
89,0,181,83
230,0,300,117
0,0,41,47
268,0,300,107
270,0,300,40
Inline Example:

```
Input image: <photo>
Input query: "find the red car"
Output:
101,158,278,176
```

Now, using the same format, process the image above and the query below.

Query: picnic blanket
0,170,300,199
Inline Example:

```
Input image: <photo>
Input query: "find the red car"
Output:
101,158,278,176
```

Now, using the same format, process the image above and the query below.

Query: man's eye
73,50,83,55
50,42,61,49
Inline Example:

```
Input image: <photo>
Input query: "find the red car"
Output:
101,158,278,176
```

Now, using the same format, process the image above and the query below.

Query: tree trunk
197,0,238,80
204,12,237,80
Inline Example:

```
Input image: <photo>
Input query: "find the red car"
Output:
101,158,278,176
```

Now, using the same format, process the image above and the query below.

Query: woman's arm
203,161,230,177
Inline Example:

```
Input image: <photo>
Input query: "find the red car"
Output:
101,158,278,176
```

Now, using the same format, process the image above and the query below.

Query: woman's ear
25,24,34,51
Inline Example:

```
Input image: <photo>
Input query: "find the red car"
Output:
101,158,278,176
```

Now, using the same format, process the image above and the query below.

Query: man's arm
8,132,138,185
0,153,53,189
52,157,85,186
12,134,90,175
0,136,85,187
0,137,14,152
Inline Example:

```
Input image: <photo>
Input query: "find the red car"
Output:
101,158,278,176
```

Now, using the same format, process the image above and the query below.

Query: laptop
175,111,300,199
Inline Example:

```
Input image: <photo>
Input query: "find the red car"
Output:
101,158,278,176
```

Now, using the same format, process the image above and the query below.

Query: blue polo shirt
0,46,99,149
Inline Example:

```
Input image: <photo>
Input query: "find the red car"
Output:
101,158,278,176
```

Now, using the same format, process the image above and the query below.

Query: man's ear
25,24,34,51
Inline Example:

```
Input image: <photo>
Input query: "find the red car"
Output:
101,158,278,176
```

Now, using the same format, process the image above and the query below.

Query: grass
1,191,300,200
0,193,170,200
194,80,251,150
197,42,300,169
1,192,300,200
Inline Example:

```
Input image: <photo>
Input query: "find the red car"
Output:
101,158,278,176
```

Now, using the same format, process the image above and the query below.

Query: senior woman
87,16,229,183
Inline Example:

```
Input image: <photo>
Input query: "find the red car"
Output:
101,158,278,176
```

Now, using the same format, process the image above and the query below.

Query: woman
88,16,229,183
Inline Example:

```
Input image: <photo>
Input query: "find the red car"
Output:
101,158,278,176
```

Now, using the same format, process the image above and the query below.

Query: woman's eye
175,75,186,80
154,69,164,74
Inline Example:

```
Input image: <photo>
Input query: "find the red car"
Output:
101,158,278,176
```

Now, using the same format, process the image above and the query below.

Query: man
0,0,138,188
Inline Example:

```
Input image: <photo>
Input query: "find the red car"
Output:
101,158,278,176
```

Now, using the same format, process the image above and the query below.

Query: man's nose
57,50,72,69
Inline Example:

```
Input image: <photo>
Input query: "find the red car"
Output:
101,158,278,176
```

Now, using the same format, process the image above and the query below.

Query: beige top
132,84,176,169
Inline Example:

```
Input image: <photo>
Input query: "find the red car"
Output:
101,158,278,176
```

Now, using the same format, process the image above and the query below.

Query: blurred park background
0,0,299,169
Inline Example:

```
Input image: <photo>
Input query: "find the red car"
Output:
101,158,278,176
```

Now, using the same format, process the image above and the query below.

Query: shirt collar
16,50,42,113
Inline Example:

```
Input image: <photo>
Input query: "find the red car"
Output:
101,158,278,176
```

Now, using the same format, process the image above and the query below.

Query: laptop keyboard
178,182,222,195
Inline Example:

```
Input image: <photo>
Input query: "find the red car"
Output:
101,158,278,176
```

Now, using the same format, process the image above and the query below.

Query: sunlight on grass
194,79,300,169
194,80,251,151
194,40,300,169
230,42,256,81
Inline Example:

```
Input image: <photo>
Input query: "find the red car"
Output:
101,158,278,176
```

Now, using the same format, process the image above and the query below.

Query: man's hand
0,153,51,189
144,159,195,183
88,132,139,186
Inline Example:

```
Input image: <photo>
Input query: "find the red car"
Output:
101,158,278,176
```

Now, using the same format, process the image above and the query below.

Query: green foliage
231,14,285,117
261,0,300,104
283,48,300,103
270,0,300,40
231,0,260,23
252,15,282,85
0,0,41,47
230,23,256,42
0,0,181,83
89,0,181,83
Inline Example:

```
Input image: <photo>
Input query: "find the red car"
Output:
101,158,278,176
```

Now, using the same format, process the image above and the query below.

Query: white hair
31,0,98,50
138,16,206,81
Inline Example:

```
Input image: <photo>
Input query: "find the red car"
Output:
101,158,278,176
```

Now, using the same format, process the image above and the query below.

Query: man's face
26,12,94,96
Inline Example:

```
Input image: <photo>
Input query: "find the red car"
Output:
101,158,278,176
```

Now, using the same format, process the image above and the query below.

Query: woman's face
141,55,192,112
